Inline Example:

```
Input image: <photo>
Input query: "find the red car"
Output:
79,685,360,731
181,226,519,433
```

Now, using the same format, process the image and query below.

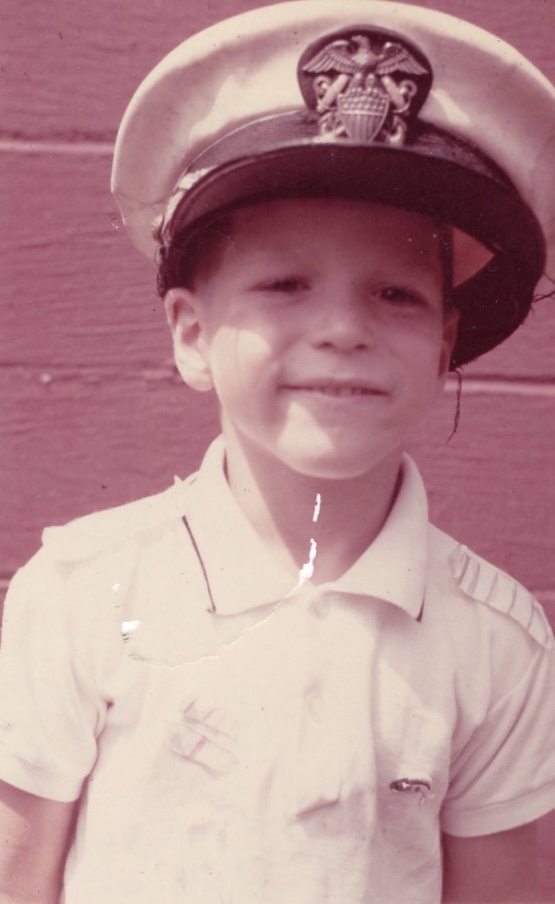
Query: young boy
0,2,554,902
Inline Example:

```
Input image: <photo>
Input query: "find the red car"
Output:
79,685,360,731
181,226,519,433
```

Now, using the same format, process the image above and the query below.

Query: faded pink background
1,0,554,895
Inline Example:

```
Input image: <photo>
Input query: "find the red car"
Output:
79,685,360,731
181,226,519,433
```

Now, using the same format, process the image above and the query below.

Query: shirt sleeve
0,550,112,802
441,633,555,837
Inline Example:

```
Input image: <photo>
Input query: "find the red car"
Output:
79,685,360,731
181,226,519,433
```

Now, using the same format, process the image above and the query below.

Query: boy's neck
222,433,403,586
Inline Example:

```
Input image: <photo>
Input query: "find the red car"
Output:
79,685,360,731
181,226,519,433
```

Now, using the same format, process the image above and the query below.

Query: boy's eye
258,277,309,294
376,286,425,307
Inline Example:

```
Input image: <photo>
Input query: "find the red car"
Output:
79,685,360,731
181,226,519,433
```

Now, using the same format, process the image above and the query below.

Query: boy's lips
282,379,388,398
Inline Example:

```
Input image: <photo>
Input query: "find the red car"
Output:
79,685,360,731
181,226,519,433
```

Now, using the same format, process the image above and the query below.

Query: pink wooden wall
1,0,554,895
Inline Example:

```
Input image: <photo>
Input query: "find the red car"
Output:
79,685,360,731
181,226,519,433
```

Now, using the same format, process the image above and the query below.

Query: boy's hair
157,214,235,296
156,204,454,309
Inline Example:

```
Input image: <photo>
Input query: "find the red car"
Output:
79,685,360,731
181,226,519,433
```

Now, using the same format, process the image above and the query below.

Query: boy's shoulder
40,476,197,563
428,524,553,650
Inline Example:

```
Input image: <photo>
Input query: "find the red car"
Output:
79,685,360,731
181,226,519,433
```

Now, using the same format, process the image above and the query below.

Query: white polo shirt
0,438,554,904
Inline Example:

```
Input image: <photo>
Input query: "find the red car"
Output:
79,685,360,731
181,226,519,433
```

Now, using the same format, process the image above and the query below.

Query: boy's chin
222,420,405,484
272,438,403,483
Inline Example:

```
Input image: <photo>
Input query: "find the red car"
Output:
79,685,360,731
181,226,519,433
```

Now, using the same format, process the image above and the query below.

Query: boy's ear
439,307,460,378
164,288,214,392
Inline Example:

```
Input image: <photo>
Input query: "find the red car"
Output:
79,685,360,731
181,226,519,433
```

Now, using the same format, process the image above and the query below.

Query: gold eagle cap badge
298,27,433,146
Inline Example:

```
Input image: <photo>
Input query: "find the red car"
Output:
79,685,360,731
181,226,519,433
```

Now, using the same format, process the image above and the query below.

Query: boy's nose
312,290,373,352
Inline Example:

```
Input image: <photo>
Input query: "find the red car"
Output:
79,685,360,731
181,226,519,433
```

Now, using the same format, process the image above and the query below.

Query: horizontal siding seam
0,139,114,155
445,379,555,398
1,367,554,396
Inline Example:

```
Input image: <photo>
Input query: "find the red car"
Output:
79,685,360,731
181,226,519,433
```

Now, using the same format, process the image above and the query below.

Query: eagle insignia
298,29,432,145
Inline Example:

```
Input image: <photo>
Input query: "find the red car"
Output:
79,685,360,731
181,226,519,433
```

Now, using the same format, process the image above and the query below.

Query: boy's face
167,198,458,482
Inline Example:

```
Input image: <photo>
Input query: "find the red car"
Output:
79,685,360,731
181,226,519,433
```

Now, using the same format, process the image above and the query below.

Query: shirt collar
175,437,429,620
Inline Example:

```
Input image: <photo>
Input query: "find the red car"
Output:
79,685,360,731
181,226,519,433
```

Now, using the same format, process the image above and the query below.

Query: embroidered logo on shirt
169,702,237,775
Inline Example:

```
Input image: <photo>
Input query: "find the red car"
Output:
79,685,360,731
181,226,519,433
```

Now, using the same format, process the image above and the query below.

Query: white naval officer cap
111,0,555,368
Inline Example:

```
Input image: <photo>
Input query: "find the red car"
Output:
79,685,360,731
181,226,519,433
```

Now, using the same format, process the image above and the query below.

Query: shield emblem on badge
337,82,389,142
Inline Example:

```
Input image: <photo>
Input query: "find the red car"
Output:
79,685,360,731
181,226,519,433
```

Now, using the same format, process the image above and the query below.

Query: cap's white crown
112,0,555,283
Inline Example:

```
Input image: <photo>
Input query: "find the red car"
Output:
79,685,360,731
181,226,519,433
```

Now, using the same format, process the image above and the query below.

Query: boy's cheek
210,326,277,371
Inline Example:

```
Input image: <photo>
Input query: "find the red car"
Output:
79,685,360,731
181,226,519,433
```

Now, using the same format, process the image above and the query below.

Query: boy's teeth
309,386,366,396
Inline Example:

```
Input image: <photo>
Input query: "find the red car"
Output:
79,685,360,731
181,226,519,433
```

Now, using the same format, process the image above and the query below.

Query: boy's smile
168,198,458,483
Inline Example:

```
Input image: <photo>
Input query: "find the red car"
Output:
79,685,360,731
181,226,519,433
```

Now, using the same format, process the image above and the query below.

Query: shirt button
311,597,330,619
307,690,324,721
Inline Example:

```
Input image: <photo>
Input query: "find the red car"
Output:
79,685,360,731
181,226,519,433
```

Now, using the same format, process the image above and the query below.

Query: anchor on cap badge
298,28,432,145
